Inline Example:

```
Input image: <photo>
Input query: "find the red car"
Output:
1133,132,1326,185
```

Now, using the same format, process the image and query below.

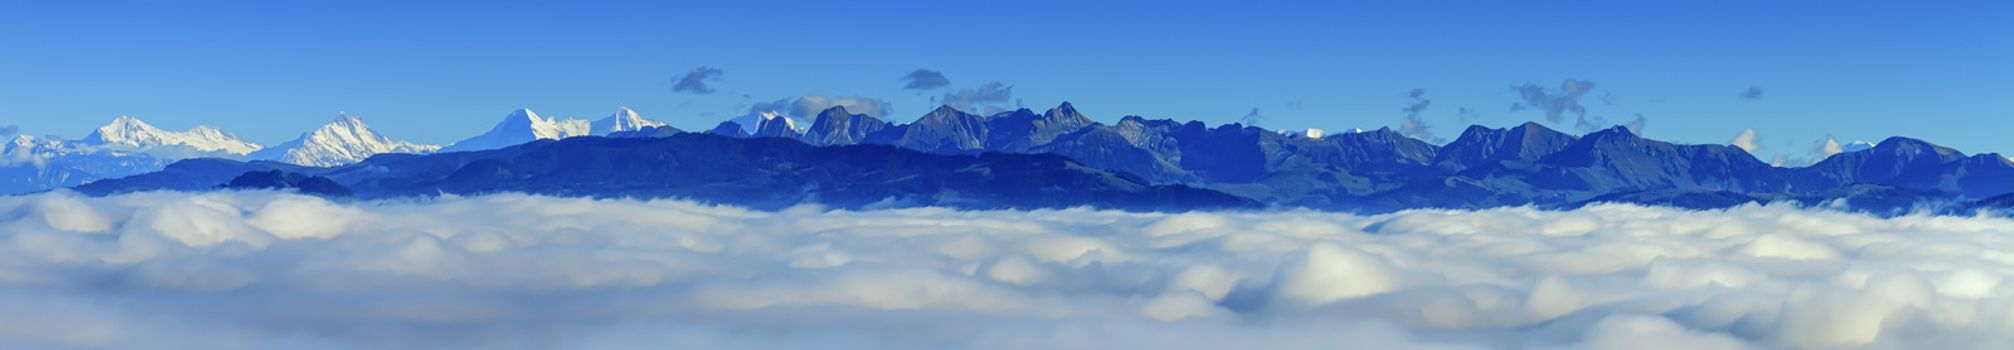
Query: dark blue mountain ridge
77,133,1258,211
674,102,2014,213
70,102,2014,214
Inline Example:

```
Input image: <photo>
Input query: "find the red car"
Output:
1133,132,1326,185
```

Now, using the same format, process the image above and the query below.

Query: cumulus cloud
0,124,17,137
1,191,2010,349
1731,128,1761,153
1738,86,1765,100
900,69,951,90
1399,88,1441,142
933,82,1020,115
671,66,724,94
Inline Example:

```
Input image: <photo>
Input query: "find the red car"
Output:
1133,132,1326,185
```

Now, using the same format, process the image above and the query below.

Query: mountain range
2,108,669,194
24,102,2014,214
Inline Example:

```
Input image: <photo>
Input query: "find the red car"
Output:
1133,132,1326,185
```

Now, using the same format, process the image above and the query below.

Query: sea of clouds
1,191,2011,349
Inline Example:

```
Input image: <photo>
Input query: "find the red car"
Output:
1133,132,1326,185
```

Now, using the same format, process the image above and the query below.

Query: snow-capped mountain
251,113,441,167
441,108,592,152
3,116,264,194
81,116,262,156
590,107,668,135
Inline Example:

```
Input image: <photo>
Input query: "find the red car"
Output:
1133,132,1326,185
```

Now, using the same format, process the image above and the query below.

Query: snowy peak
252,113,440,167
442,108,591,152
81,115,262,155
591,107,668,135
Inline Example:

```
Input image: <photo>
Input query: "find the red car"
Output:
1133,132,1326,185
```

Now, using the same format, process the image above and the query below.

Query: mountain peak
332,112,366,126
252,114,439,167
1871,136,1963,159
819,106,852,118
508,108,539,120
591,107,666,135
108,115,146,126
1043,102,1091,124
803,107,889,146
928,104,965,116
442,109,591,152
752,111,802,139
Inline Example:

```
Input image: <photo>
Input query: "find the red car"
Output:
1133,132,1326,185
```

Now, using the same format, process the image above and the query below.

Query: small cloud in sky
1731,128,1761,152
1398,88,1440,142
933,81,1019,115
1510,79,1597,126
1624,113,1647,135
671,66,724,94
1738,86,1765,100
0,124,17,137
900,69,951,90
1456,107,1481,122
1238,107,1264,127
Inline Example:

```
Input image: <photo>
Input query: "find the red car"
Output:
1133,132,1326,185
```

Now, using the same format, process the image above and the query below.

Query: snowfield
1,191,2011,349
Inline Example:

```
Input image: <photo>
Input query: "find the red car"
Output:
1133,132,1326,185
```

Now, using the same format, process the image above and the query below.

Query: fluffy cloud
0,124,17,137
900,69,951,90
0,191,2010,349
1738,86,1765,100
1731,128,1761,153
671,66,724,94
934,82,1020,115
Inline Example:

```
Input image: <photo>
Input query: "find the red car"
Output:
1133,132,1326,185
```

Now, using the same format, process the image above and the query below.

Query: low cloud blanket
1,191,2010,349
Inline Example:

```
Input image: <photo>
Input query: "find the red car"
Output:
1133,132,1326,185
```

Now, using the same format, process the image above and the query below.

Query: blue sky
1,0,2009,162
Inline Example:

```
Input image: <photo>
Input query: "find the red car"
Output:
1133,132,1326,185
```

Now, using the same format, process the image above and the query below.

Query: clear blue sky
2,0,2009,162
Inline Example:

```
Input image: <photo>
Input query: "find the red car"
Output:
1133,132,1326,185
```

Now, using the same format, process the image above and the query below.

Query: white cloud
0,191,2011,349
1730,128,1761,153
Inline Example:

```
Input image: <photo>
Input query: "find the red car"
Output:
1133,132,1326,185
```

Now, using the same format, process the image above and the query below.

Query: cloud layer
1,191,2010,349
